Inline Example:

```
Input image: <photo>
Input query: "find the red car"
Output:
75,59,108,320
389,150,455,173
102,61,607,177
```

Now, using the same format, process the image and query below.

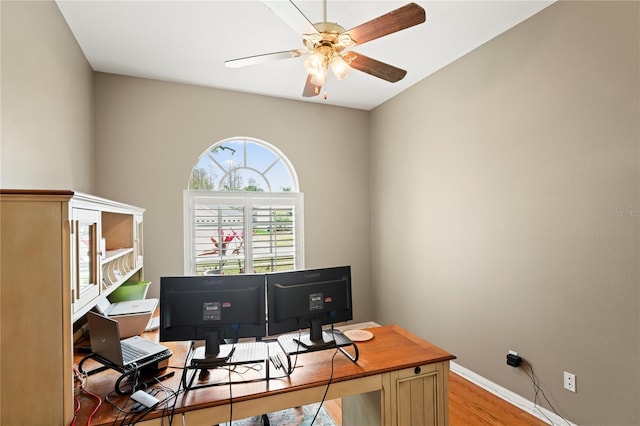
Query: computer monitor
266,266,352,349
159,274,266,358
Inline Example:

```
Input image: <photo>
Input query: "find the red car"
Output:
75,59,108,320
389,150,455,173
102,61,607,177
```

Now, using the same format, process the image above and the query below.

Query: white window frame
184,191,304,275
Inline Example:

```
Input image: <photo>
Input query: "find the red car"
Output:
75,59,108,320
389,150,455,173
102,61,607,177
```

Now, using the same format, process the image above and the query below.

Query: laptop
87,311,170,369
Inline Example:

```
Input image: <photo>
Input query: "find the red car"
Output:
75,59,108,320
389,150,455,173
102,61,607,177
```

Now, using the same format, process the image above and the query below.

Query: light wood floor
322,371,548,426
448,372,548,426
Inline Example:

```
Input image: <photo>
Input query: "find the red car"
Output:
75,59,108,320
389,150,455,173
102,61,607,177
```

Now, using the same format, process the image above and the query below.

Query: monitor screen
159,274,266,356
266,266,352,345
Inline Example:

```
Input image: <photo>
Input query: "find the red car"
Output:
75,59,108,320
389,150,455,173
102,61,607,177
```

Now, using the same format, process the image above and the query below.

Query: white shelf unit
0,189,145,425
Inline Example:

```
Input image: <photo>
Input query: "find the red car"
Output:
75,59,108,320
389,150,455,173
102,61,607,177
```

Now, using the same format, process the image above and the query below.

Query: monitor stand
190,329,235,368
275,322,360,375
293,318,337,350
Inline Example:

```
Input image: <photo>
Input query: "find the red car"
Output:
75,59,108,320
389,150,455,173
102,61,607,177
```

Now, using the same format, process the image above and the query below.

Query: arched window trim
189,137,300,193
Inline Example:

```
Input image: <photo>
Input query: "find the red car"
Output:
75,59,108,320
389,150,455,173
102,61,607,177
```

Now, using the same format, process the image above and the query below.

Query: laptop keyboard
121,342,150,363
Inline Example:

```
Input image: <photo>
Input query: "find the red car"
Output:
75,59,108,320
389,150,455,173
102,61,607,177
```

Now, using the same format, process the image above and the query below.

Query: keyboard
121,342,150,364
230,341,268,363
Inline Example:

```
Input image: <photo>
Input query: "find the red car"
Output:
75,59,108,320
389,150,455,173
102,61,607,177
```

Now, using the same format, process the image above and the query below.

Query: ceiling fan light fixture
303,52,325,75
226,2,427,98
311,66,327,86
330,55,351,80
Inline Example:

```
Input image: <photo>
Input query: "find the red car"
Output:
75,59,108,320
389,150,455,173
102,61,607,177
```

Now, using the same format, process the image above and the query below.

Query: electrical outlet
564,371,576,392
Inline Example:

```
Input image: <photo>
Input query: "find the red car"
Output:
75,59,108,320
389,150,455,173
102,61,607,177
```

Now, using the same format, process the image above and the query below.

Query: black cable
129,388,171,425
230,362,264,375
165,345,193,425
164,378,189,426
227,362,233,425
145,384,172,426
310,347,339,425
105,391,130,414
287,328,305,373
519,359,572,426
118,354,191,425
121,382,183,426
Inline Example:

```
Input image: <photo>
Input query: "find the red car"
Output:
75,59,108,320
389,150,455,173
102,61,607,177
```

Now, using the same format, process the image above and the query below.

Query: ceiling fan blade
343,51,407,83
263,0,319,36
225,49,308,68
343,3,426,46
302,74,322,97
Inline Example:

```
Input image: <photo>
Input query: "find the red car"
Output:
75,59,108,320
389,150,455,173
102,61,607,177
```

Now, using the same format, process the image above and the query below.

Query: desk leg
382,371,392,426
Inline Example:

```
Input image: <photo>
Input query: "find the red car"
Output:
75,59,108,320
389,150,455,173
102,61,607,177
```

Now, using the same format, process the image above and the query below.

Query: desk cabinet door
392,363,448,426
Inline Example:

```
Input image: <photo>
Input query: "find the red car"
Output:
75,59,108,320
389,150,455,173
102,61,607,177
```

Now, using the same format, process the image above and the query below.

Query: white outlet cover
564,371,576,392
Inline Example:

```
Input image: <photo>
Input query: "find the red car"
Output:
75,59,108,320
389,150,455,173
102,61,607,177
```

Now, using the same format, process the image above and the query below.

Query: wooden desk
74,325,455,426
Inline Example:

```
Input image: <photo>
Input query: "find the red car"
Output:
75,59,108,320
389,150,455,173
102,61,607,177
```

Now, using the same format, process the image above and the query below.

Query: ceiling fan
224,1,426,98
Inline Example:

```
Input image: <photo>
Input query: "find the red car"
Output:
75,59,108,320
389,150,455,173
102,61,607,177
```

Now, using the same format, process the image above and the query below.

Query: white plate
344,329,374,342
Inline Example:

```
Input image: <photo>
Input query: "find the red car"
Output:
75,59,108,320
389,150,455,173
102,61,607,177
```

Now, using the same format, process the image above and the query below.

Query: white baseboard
450,362,577,426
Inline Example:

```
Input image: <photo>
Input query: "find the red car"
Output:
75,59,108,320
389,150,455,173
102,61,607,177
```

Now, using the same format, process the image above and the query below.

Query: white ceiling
55,0,554,111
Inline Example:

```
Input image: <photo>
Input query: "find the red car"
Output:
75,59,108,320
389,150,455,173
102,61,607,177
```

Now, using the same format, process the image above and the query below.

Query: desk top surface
73,324,455,425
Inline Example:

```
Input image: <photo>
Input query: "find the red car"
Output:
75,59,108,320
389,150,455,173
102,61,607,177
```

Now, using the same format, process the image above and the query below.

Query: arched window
188,138,298,192
184,138,304,275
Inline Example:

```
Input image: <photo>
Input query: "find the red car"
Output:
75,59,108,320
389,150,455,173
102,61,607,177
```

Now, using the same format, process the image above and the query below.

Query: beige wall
93,73,372,323
1,1,94,191
370,2,639,424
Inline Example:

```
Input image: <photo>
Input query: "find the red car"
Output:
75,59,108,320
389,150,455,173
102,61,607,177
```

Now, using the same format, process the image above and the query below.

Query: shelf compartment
102,250,138,292
102,247,134,264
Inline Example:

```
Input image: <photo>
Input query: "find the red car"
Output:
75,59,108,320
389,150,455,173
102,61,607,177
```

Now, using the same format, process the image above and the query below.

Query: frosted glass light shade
311,66,327,86
304,52,325,75
331,55,351,80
